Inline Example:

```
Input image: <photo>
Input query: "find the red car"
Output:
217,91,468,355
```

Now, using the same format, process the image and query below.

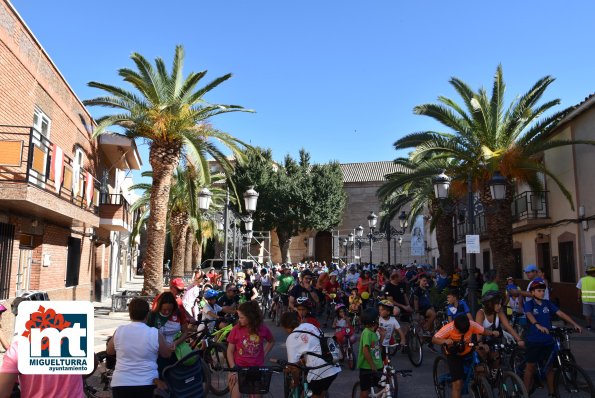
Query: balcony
0,125,100,227
99,193,134,232
511,190,550,232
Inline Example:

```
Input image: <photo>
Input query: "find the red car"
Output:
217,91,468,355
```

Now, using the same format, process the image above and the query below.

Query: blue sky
11,0,595,173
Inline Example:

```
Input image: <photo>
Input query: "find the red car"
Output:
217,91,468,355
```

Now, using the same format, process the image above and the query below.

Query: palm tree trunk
170,211,189,279
432,200,455,275
185,227,194,274
192,235,202,270
143,142,181,296
482,185,515,290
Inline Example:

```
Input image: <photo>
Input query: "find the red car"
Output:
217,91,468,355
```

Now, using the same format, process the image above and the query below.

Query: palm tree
84,46,251,295
378,157,456,274
393,65,594,284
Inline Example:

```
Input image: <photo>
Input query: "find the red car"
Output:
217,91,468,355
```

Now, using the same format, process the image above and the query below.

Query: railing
0,125,100,214
511,190,548,221
454,212,487,243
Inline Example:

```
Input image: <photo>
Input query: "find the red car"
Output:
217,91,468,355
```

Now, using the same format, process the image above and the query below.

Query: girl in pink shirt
226,300,274,398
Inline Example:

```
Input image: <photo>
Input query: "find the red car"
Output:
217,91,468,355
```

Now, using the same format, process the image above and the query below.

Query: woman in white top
107,298,171,398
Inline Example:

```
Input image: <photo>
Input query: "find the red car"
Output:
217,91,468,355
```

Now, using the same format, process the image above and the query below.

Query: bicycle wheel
352,382,362,398
205,342,230,396
433,355,451,398
470,375,494,398
275,303,283,327
407,330,423,367
389,370,399,398
83,352,112,398
346,344,356,370
555,362,595,398
498,370,528,398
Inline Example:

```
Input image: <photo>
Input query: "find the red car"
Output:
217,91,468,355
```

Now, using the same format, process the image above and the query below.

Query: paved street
93,281,595,398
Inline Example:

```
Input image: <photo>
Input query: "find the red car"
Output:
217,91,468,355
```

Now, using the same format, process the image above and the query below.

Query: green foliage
233,147,346,242
429,286,449,309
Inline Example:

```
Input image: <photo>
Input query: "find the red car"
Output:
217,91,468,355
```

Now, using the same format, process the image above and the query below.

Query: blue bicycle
432,340,494,398
510,327,594,397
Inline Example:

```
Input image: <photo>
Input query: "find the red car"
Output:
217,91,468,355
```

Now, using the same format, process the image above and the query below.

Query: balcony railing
511,190,548,222
0,125,99,214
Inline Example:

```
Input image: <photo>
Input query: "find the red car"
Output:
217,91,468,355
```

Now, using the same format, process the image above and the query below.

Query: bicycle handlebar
269,358,334,371
215,365,284,373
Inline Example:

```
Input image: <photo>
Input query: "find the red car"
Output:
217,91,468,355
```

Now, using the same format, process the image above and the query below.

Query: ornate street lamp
198,187,213,211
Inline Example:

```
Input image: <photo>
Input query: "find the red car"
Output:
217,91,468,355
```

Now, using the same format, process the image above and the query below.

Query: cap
529,281,547,291
586,265,595,273
170,278,185,289
506,276,514,280
524,264,538,273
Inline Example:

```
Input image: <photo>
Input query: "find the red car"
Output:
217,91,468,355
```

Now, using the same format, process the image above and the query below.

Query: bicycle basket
238,367,274,394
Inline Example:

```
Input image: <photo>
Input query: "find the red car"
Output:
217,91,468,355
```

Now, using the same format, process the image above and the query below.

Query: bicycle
335,325,356,370
433,339,494,398
216,364,284,397
270,292,288,326
350,309,361,334
351,344,412,398
404,313,427,367
324,293,339,327
270,357,336,398
479,339,528,398
510,327,594,397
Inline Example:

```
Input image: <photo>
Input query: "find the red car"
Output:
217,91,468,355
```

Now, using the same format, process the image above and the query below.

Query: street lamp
432,170,506,314
198,185,259,284
385,211,409,266
367,211,378,264
355,225,364,264
348,232,354,263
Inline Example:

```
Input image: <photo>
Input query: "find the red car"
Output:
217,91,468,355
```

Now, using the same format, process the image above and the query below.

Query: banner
72,160,81,197
50,144,64,193
410,215,425,256
85,172,94,206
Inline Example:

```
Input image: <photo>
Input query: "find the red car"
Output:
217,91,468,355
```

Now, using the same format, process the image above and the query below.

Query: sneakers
427,343,438,353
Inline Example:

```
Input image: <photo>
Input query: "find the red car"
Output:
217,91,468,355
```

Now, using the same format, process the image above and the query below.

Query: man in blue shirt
523,281,581,394
445,289,472,322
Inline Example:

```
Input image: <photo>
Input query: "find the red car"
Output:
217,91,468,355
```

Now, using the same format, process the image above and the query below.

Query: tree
84,46,250,295
394,65,594,284
233,148,346,262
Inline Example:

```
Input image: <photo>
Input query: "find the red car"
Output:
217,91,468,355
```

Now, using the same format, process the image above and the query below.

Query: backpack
291,327,342,364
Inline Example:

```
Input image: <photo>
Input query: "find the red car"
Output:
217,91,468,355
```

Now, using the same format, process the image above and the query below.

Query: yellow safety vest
581,275,595,303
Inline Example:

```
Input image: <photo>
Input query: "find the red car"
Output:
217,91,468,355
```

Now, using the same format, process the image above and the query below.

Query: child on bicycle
349,288,362,314
357,308,385,398
523,281,582,396
333,304,356,346
445,288,473,322
378,300,406,356
226,300,275,398
432,314,499,398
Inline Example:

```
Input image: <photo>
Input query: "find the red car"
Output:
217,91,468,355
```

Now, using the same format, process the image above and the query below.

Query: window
482,250,491,273
559,241,576,283
33,108,51,138
512,248,523,279
0,222,15,300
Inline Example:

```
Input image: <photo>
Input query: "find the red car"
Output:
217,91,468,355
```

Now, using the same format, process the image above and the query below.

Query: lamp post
367,211,378,264
385,211,408,266
348,232,354,263
433,170,507,314
397,236,403,263
198,185,259,285
355,225,364,264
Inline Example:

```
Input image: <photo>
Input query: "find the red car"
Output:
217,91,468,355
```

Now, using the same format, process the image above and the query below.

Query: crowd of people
0,259,593,398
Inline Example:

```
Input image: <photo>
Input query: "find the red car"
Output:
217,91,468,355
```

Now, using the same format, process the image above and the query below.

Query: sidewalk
92,275,146,352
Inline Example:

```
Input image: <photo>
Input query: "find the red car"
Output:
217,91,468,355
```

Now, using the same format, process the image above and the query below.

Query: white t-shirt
182,285,202,321
345,272,360,288
286,323,341,382
111,322,159,387
378,316,401,346
202,302,222,330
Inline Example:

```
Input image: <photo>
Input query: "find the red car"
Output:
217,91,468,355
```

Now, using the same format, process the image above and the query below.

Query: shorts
279,293,289,307
420,305,433,315
583,302,595,318
446,353,471,382
359,369,381,391
309,374,338,395
525,342,555,363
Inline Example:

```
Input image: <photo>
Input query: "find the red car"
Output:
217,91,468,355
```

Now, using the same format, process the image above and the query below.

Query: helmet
204,289,219,300
481,290,502,303
361,308,379,326
0,303,6,314
335,303,346,313
378,300,394,309
170,278,185,290
529,281,547,291
236,272,246,279
295,297,313,309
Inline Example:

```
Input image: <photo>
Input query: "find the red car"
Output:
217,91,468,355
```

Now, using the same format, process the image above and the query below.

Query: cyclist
296,297,321,328
202,288,224,330
182,274,205,323
378,300,406,354
217,283,240,315
259,268,273,304
276,264,296,310
356,308,385,398
345,265,360,291
281,311,341,398
413,275,437,353
523,280,582,395
333,303,356,346
432,314,500,398
445,288,472,322
289,270,320,311
382,271,412,317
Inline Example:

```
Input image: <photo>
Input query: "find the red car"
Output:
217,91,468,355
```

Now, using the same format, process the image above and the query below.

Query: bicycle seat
162,351,204,398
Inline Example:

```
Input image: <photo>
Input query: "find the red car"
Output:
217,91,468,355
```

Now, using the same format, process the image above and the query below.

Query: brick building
0,0,141,341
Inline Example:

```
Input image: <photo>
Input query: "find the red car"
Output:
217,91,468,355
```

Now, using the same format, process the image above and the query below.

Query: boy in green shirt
357,308,385,398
